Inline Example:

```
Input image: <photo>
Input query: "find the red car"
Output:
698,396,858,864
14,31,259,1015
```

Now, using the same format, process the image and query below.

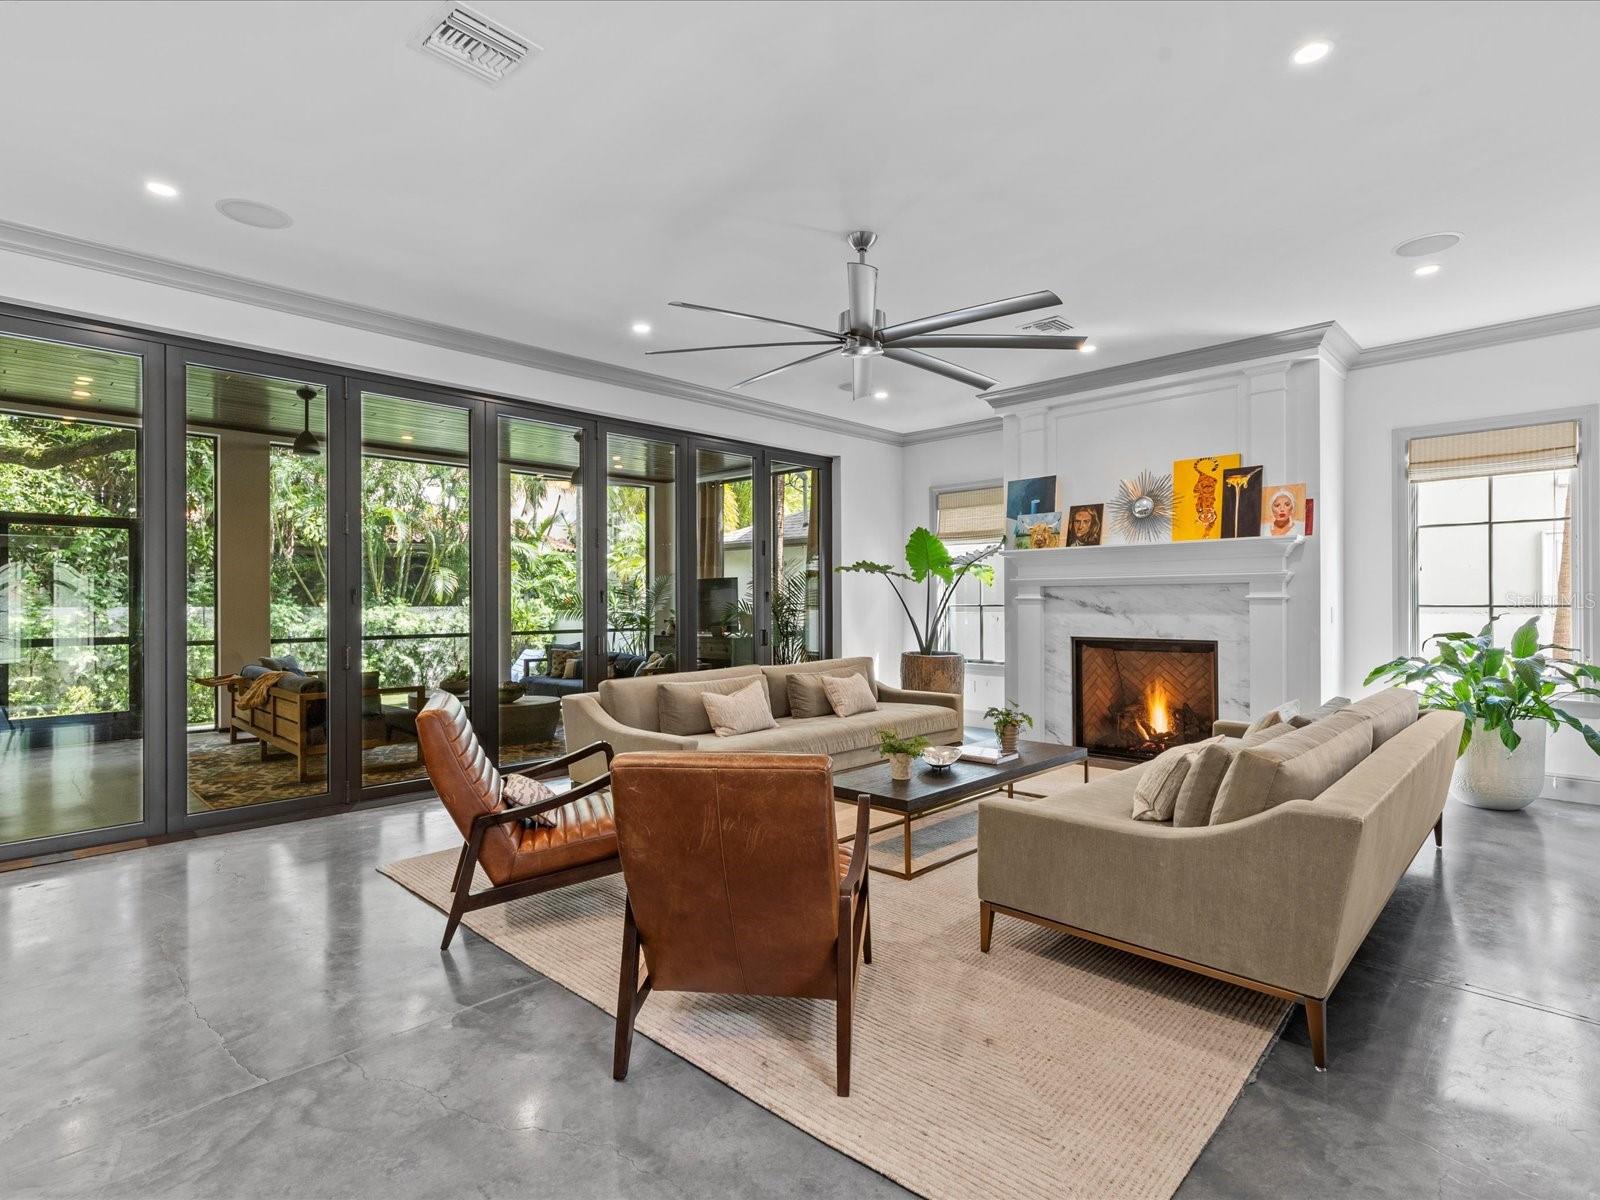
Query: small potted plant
876,729,930,782
1366,616,1600,810
984,700,1034,755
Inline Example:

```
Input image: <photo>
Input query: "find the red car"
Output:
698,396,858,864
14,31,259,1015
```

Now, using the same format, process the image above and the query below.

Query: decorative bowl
498,681,523,705
923,746,961,773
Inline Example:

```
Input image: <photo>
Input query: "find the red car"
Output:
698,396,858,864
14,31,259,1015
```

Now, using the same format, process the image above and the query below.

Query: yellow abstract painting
1171,454,1241,541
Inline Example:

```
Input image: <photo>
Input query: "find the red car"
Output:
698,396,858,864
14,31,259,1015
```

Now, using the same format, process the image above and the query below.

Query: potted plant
836,528,997,694
985,700,1034,755
876,729,930,782
1365,617,1600,810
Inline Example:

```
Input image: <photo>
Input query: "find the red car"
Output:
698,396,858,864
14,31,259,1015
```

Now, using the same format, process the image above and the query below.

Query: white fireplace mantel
1004,536,1316,733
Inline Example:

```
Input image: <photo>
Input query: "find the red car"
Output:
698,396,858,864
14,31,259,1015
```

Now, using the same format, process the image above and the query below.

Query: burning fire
1144,680,1172,736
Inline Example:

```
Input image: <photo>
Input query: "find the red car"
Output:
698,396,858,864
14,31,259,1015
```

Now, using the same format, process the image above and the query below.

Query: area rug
381,779,1287,1200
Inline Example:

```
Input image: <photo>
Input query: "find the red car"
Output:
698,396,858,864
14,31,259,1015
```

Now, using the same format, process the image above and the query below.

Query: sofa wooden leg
980,900,994,953
1434,812,1443,847
1304,997,1327,1071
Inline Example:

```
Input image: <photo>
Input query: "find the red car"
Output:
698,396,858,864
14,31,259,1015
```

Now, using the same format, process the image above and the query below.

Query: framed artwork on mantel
1172,454,1241,541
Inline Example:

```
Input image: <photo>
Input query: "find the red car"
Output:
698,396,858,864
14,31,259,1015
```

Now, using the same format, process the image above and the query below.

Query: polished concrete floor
2,792,1596,1199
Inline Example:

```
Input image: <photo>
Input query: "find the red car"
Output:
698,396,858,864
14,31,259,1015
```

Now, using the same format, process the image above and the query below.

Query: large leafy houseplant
1366,616,1600,810
836,528,997,655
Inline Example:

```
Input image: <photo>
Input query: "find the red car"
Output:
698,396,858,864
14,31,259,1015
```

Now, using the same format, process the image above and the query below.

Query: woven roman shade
1407,420,1579,483
936,485,1005,540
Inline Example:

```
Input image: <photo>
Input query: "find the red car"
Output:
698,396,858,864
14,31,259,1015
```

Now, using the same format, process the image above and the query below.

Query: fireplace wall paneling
1072,637,1218,761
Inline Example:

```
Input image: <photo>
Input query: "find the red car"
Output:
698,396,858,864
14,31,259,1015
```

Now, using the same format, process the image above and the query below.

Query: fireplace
1072,637,1219,762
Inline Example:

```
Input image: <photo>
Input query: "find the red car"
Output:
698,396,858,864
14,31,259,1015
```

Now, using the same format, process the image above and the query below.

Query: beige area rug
381,774,1287,1200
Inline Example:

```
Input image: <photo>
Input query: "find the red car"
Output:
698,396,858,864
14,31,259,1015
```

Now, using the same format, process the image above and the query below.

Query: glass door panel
769,459,824,664
694,447,756,670
605,432,679,678
0,331,146,848
498,413,584,765
359,391,471,788
183,364,331,811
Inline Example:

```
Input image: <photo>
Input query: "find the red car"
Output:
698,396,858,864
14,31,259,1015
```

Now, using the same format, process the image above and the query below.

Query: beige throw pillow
786,672,838,719
1172,739,1241,827
1347,688,1419,747
701,679,779,737
822,672,878,717
1210,710,1375,825
501,773,557,828
1290,696,1352,728
1242,721,1295,748
658,675,763,736
1245,700,1301,735
1130,744,1196,822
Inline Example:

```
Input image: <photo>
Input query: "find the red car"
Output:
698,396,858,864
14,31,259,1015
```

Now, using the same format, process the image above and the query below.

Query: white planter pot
1453,719,1547,811
888,753,915,781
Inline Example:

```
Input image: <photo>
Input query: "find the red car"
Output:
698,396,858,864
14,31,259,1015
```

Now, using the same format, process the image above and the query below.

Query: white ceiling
1,1,1597,434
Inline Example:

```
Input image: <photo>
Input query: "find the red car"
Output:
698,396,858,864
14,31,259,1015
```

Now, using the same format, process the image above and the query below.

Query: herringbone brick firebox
1072,637,1219,762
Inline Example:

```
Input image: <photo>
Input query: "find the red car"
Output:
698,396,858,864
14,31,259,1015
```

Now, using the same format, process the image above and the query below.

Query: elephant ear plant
1365,616,1600,757
836,528,997,654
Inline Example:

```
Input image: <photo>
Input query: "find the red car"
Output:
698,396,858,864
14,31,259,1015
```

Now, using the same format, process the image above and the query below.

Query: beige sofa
560,656,963,783
977,689,1460,1069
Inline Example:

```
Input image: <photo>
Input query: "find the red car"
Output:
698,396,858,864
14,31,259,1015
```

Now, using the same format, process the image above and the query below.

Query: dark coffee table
832,738,1089,879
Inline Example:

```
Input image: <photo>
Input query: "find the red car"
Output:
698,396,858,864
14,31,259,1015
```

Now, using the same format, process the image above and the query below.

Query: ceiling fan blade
669,300,843,340
846,261,878,335
852,356,872,402
645,340,839,356
731,347,840,389
886,333,1087,351
879,291,1063,342
882,347,998,392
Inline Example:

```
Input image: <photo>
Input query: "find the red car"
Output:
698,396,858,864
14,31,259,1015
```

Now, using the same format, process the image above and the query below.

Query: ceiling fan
646,231,1087,401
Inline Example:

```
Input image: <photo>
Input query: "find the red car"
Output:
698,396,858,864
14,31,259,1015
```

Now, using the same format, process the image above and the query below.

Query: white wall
1344,327,1600,798
0,248,907,680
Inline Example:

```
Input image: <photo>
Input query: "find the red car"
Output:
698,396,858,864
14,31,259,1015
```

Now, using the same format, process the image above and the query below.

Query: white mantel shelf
1003,535,1308,590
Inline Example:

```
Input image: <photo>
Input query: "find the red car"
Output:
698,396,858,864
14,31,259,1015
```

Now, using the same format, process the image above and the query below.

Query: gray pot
1453,719,1547,811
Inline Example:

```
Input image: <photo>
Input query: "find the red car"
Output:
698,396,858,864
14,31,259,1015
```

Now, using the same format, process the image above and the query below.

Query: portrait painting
1261,483,1308,539
1065,503,1103,546
1220,465,1263,538
1171,454,1241,541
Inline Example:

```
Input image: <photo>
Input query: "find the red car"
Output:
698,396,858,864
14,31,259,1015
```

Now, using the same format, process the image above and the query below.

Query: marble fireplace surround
1004,538,1316,747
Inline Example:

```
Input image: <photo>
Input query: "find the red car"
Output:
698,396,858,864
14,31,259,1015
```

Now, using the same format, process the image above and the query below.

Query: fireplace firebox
1071,637,1219,762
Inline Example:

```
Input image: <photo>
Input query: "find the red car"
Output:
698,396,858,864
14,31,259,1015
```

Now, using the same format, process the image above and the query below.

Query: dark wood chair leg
1304,997,1327,1071
980,900,994,953
861,876,872,966
440,846,475,951
1434,811,1444,847
613,900,642,1081
836,945,853,1098
448,842,473,893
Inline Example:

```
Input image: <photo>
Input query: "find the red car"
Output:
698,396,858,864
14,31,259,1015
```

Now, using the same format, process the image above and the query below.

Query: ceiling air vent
417,5,537,84
1018,315,1074,333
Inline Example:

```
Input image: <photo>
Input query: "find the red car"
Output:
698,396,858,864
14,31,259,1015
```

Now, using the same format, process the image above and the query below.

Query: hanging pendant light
292,384,320,456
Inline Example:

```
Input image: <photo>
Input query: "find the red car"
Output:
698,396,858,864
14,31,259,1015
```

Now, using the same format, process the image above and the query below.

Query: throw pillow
561,658,580,680
823,672,878,717
1242,721,1295,748
1210,710,1375,825
658,675,763,735
547,647,578,678
786,672,856,719
1290,696,1352,728
1245,700,1301,735
1347,688,1420,747
502,773,558,828
1172,740,1242,826
701,679,779,737
1130,743,1196,822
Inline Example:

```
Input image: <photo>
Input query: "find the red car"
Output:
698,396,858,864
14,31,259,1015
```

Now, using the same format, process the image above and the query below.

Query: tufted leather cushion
416,691,616,886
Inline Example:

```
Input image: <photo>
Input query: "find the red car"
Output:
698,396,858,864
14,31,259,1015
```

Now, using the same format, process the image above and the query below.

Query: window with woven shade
934,484,1005,663
1408,420,1581,659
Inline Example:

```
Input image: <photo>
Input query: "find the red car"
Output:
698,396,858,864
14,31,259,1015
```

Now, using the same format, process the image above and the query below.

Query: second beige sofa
561,656,962,783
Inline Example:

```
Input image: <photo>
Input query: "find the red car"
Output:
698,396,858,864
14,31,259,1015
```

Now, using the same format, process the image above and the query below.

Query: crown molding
1353,303,1600,370
898,416,1004,446
982,322,1354,410
0,219,904,446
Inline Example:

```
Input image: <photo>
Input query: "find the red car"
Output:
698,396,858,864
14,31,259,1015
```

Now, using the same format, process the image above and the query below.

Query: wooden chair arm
840,794,870,898
508,740,615,781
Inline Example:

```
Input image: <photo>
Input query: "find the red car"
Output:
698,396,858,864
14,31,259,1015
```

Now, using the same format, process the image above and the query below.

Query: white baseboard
1541,772,1600,807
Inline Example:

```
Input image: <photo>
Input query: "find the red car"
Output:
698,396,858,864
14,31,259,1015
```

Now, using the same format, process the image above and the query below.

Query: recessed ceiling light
1414,264,1441,277
145,180,180,199
1393,232,1462,258
631,322,652,335
399,433,415,442
74,376,93,384
215,198,294,230
872,389,889,400
1079,343,1097,354
1292,40,1332,66
71,389,91,399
